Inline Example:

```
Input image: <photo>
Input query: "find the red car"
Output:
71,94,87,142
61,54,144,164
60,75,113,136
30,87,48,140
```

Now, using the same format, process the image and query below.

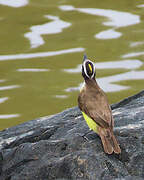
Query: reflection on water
137,4,144,8
0,80,5,83
130,41,144,47
55,95,68,99
0,48,85,61
0,0,28,8
17,68,49,72
0,85,20,91
25,15,71,49
95,29,121,39
0,97,8,104
59,5,140,27
59,5,140,39
0,114,20,119
122,51,144,58
66,71,144,93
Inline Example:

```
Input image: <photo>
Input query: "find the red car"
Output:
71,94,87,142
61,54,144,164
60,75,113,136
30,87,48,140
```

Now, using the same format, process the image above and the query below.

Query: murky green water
0,0,144,130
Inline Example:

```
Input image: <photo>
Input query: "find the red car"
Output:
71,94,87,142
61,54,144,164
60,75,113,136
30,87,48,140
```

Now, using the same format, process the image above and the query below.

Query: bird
78,54,121,154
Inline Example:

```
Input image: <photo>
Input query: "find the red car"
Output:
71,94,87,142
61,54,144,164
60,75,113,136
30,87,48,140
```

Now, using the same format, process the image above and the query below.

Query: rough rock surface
0,90,144,180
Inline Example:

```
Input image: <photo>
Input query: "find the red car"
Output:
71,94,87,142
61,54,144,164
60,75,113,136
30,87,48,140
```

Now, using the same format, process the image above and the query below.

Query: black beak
83,53,87,62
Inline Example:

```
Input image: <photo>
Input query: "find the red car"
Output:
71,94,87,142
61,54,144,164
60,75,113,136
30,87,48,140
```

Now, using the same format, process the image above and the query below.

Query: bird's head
82,54,96,80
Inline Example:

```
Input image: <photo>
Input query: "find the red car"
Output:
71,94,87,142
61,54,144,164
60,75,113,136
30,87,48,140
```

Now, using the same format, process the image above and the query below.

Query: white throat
80,82,85,92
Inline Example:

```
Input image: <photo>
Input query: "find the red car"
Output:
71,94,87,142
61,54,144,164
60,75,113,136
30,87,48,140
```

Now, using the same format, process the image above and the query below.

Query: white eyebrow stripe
83,60,89,77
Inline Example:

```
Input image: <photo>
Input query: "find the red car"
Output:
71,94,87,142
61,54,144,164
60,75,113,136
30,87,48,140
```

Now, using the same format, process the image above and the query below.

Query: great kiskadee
78,55,121,154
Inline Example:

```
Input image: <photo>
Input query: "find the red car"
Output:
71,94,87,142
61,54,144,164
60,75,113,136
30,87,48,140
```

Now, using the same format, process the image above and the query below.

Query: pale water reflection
59,5,140,27
17,68,49,72
0,48,85,61
0,97,8,104
122,52,144,58
0,80,5,83
0,114,20,119
95,29,121,39
25,15,71,49
55,95,68,99
59,5,140,39
0,85,20,91
0,0,28,8
137,4,144,8
130,41,144,47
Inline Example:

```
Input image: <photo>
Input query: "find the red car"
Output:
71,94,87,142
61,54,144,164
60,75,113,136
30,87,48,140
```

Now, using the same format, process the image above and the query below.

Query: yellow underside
82,111,98,133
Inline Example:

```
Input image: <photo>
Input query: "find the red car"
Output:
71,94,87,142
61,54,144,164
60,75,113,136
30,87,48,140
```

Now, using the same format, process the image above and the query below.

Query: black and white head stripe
83,59,95,78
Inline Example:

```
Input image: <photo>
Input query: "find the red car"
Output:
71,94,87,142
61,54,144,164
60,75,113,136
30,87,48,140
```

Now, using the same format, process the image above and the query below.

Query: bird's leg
82,129,93,141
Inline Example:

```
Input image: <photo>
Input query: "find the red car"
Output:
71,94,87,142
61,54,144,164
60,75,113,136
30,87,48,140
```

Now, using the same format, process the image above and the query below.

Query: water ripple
17,68,49,72
122,52,144,58
130,41,144,47
0,114,20,119
137,4,144,8
55,95,68,99
0,79,5,83
0,85,20,91
0,0,28,8
59,5,140,40
0,97,8,103
95,29,121,39
0,48,85,61
24,15,71,48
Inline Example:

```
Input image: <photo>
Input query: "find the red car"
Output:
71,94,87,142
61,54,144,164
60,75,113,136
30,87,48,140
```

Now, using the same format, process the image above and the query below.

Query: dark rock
0,90,144,180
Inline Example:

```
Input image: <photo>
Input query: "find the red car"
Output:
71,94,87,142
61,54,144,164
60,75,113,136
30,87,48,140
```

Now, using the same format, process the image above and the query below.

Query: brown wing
78,87,113,129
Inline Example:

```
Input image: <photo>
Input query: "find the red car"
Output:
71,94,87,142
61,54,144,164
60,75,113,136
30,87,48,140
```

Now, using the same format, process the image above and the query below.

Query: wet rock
0,90,144,180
